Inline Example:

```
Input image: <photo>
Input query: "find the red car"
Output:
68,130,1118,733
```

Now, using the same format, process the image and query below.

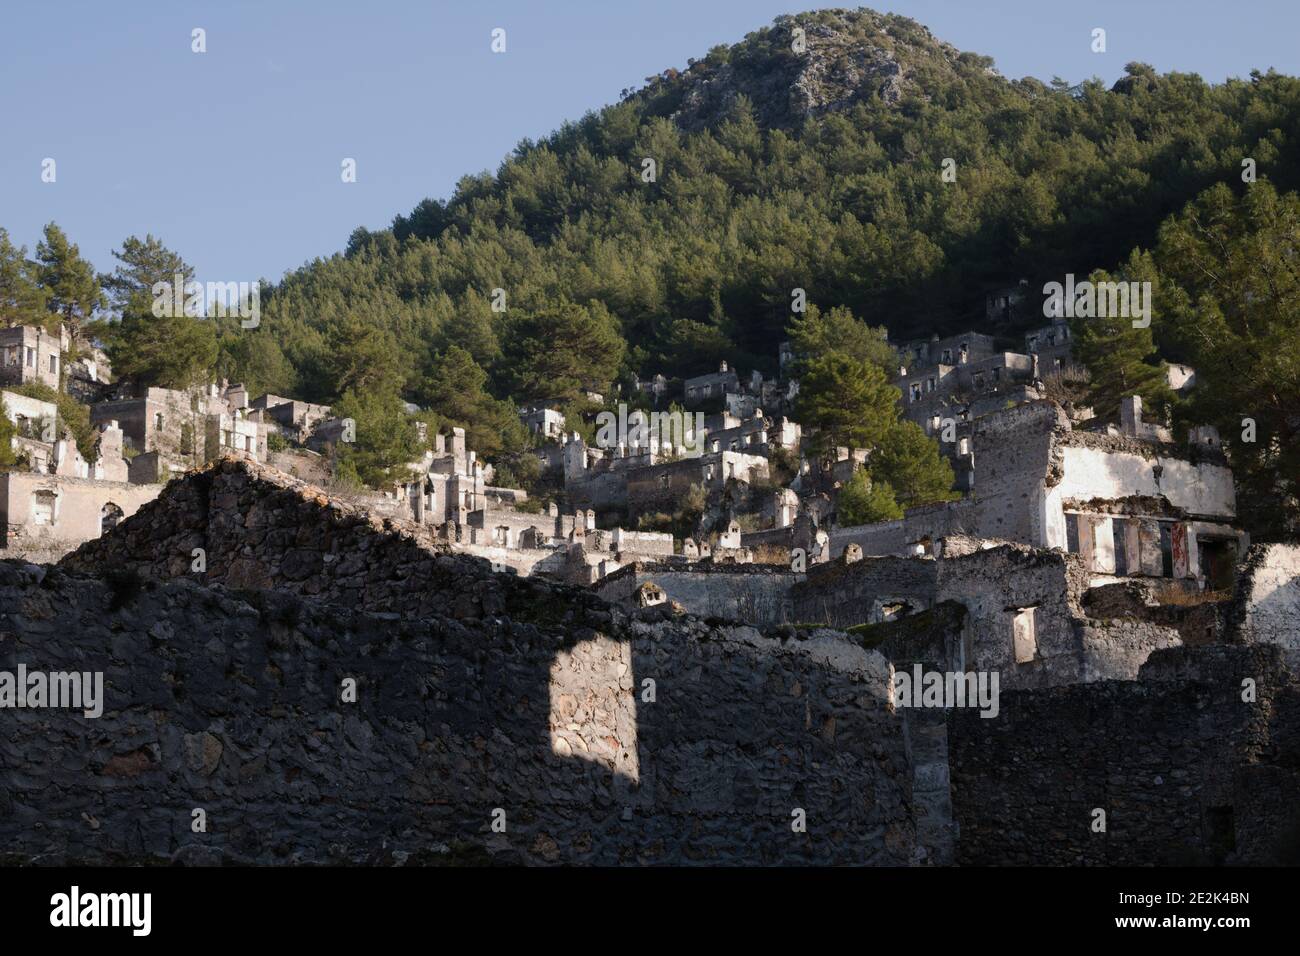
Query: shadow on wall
7,565,912,866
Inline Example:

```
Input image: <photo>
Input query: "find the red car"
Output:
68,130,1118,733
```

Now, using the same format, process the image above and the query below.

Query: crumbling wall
949,645,1300,865
791,556,938,628
966,401,1066,545
1082,579,1225,646
34,458,1300,867
827,520,906,558
0,560,914,866
1227,543,1300,650
936,545,1182,687
594,563,803,626
61,458,477,620
0,472,162,562
1050,433,1237,530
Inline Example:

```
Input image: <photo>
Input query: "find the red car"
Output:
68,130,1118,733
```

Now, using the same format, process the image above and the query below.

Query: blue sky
2,0,1297,288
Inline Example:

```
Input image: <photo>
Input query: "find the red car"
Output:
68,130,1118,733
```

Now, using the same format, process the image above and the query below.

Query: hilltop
627,9,999,131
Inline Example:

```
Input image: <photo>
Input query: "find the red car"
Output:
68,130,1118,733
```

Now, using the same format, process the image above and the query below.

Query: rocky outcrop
632,9,991,132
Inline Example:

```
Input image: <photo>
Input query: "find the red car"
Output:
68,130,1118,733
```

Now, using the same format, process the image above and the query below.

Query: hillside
10,7,1286,535
244,7,1300,407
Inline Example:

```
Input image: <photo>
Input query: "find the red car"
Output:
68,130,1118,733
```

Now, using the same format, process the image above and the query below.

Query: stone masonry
0,457,1291,866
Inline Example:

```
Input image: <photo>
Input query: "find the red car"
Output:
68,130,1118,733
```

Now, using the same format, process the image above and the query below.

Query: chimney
1120,396,1142,435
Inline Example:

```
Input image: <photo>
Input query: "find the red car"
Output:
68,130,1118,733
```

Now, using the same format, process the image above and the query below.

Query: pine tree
35,223,102,341
1148,181,1300,537
331,386,423,488
90,235,216,390
108,312,218,390
0,228,48,328
501,301,625,402
1068,258,1175,422
872,421,958,509
786,305,896,374
215,328,299,398
101,234,195,316
324,314,403,401
836,468,903,525
793,352,899,457
417,345,530,459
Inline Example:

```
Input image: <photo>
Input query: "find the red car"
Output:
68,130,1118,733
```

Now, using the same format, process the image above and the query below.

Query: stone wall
61,458,463,618
934,545,1182,687
0,472,161,562
792,555,938,628
827,520,907,559
1227,543,1300,650
23,457,1300,867
0,558,914,866
965,400,1066,545
624,451,767,521
595,562,803,626
949,644,1300,865
784,542,1182,688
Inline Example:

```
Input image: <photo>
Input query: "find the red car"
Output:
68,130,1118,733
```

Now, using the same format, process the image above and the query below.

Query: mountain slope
239,8,1300,408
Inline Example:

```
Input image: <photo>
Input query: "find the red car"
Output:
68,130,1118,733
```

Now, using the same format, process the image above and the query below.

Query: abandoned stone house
633,373,668,402
893,332,1037,429
1023,316,1074,373
898,331,997,371
623,450,769,522
249,393,333,443
558,433,655,511
1,387,160,560
0,323,66,391
828,398,1245,592
684,361,740,405
3,389,135,482
985,280,1029,325
90,382,269,479
64,345,114,404
405,427,491,527
702,409,800,456
459,501,676,582
723,368,788,419
598,528,1291,699
519,404,565,441
2,389,59,470
345,423,687,580
0,470,160,562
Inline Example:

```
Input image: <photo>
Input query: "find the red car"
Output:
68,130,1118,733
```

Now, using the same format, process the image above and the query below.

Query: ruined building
829,398,1244,591
90,382,269,482
1,389,161,563
0,456,1290,866
0,324,66,391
